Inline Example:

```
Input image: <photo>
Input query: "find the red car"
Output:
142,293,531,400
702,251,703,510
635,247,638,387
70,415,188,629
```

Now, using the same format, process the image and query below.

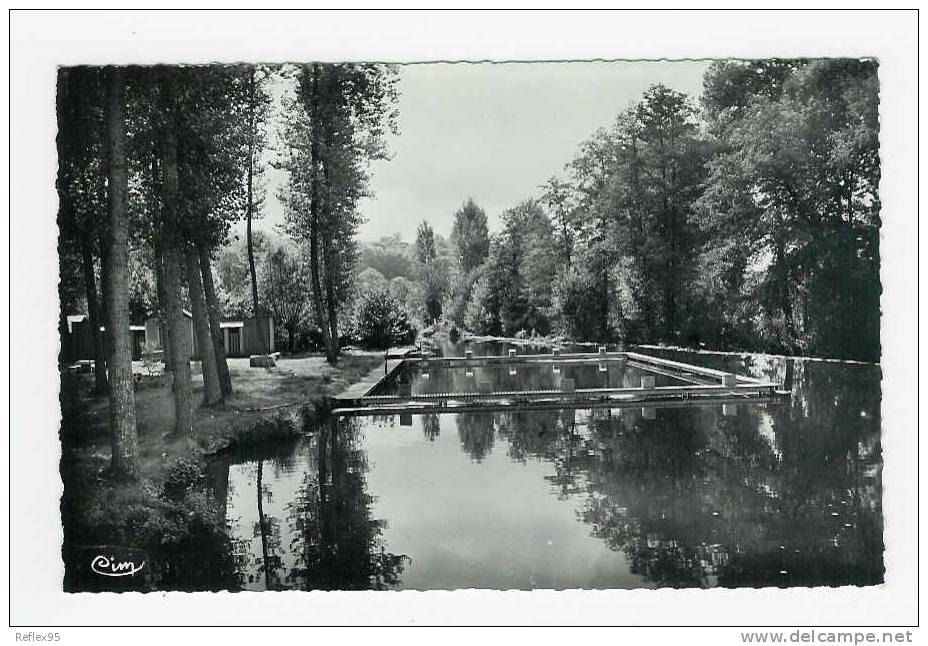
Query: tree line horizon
267,58,879,362
57,58,880,478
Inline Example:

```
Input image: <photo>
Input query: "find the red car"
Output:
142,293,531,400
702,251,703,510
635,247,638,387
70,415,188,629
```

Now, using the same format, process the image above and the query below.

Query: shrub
446,267,481,327
463,272,497,334
228,412,302,449
551,244,623,342
352,286,417,349
162,457,205,501
553,265,606,341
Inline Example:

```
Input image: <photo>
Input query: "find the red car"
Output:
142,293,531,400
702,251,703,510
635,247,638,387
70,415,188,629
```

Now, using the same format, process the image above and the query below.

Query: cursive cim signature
91,554,146,577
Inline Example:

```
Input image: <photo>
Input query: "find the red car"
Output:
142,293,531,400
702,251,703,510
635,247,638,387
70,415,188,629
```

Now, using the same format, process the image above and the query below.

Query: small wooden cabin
64,315,146,362
143,312,274,359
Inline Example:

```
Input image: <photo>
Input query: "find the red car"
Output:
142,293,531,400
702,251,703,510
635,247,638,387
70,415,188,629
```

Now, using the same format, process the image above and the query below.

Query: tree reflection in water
493,355,883,588
287,416,409,590
223,351,881,590
224,415,408,591
422,412,441,442
455,411,496,462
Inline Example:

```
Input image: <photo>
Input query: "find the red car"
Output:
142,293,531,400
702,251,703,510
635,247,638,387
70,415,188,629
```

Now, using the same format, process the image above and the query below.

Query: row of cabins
63,311,274,364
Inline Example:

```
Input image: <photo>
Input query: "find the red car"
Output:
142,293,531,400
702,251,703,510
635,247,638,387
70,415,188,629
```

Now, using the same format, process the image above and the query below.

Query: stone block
250,354,276,368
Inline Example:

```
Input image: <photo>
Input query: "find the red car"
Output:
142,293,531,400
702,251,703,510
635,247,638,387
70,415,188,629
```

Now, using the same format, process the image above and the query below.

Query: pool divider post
561,407,575,426
599,346,607,356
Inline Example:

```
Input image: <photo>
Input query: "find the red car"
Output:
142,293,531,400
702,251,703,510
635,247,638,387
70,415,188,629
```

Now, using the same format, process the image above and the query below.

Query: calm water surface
375,359,690,397
216,343,883,591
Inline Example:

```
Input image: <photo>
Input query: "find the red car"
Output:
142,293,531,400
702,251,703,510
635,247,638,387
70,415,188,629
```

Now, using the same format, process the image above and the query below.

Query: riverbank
60,351,384,591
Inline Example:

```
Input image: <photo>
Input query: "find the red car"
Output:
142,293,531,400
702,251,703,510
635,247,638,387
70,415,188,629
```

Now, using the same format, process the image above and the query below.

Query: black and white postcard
7,7,920,637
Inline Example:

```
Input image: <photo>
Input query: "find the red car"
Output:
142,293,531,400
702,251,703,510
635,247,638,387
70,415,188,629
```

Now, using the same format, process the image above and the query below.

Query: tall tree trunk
197,242,232,396
153,243,173,372
158,77,193,438
103,66,139,479
320,160,341,358
246,170,263,345
774,239,798,351
322,240,340,356
55,71,72,366
150,157,173,373
186,248,222,406
309,215,336,363
257,460,273,590
288,326,295,353
57,293,70,366
308,65,337,364
163,240,192,436
245,68,266,356
99,241,112,379
80,243,108,395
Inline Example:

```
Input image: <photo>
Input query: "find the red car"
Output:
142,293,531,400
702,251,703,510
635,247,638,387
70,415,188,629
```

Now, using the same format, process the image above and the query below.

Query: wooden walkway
331,348,785,412
358,382,779,404
335,392,786,417
334,348,413,405
404,353,631,368
399,350,767,385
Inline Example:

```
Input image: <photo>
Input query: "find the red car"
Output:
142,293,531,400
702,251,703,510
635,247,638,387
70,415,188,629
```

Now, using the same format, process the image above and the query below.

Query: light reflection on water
376,361,689,397
217,343,883,591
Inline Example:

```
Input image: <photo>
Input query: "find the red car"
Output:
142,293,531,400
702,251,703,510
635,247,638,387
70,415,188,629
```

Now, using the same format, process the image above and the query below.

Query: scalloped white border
6,6,919,632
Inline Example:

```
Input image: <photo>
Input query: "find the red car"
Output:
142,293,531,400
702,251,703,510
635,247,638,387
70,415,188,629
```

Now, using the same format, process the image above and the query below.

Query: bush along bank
59,365,366,592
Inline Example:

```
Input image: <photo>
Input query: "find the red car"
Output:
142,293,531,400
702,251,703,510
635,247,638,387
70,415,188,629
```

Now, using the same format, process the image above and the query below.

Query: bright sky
253,60,711,243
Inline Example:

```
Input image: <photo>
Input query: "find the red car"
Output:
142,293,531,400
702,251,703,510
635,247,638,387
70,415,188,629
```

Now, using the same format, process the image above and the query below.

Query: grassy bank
60,351,384,590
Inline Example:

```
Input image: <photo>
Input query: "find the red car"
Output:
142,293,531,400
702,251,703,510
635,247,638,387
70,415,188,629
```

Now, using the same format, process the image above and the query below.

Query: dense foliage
260,243,313,352
279,63,400,362
351,286,417,349
226,59,881,363
464,199,557,336
454,59,880,361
